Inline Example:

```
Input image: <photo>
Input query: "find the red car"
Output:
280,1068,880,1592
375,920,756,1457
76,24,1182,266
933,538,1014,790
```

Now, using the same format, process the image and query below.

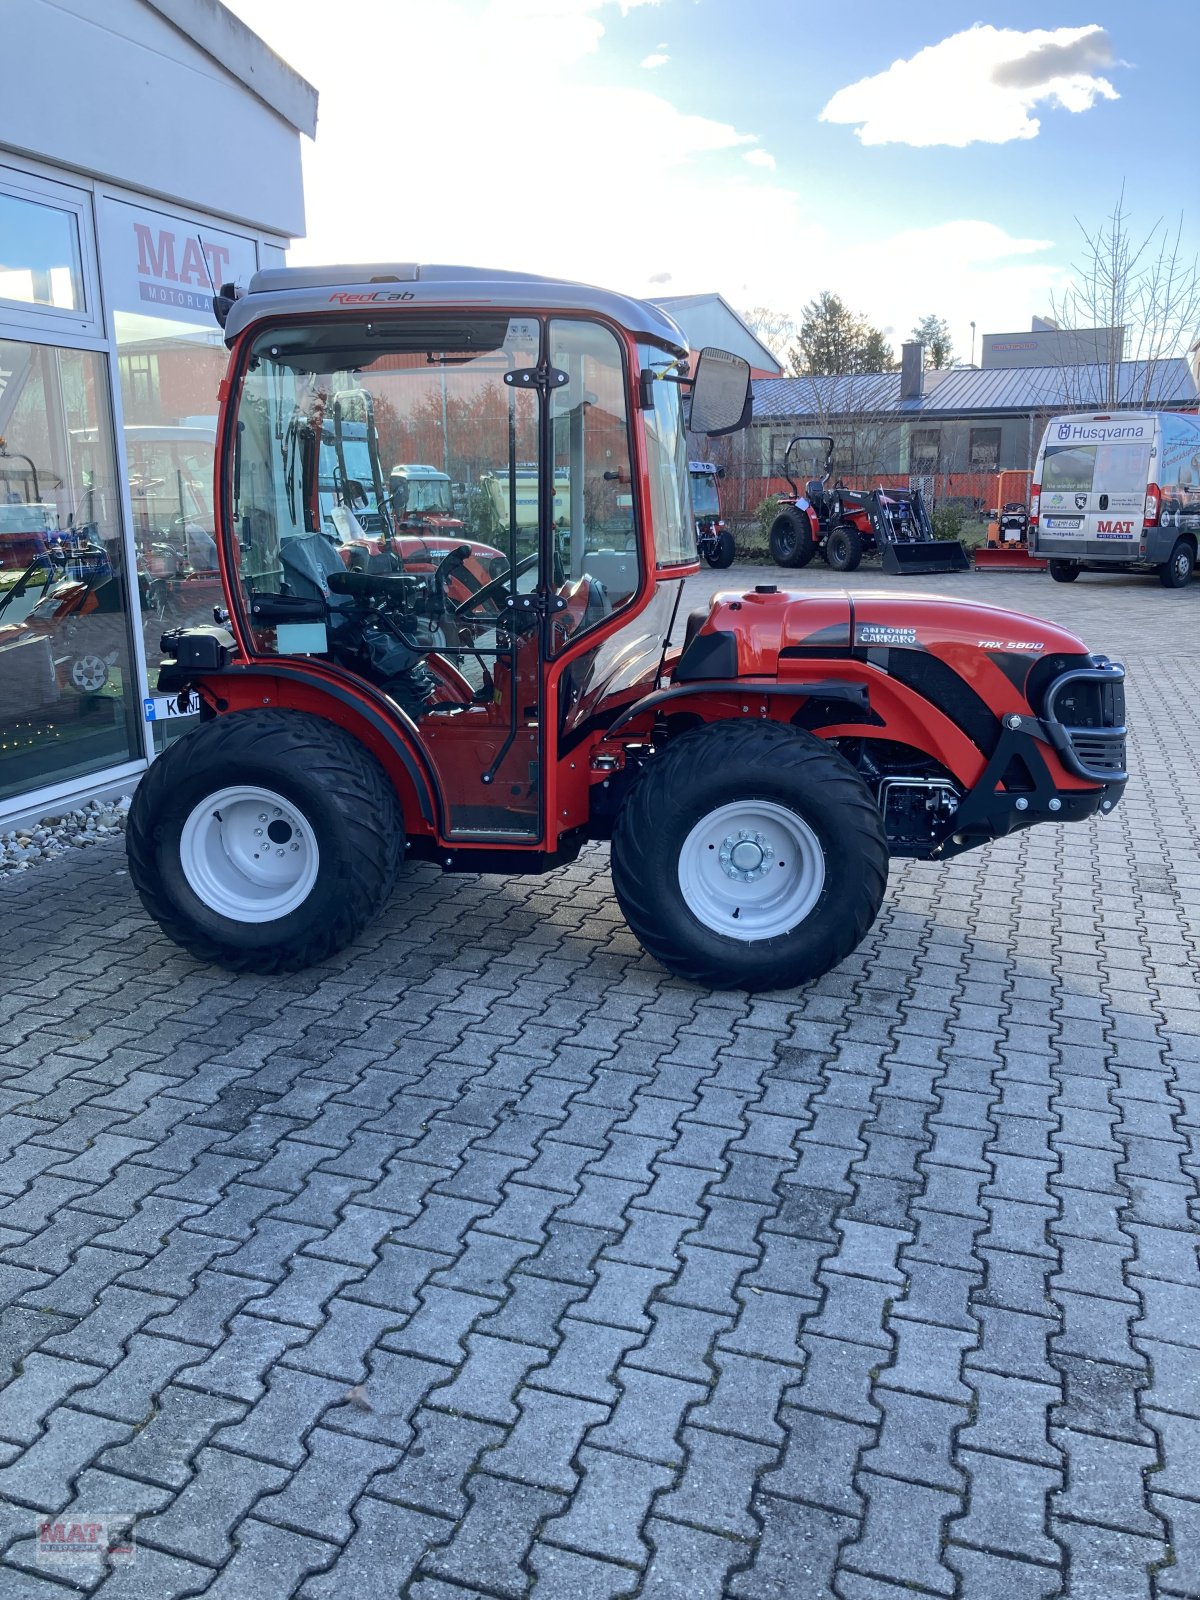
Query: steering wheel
453,550,538,618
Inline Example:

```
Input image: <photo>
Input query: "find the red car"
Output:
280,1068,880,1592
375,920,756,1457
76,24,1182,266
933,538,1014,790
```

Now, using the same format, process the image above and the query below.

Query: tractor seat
279,531,356,608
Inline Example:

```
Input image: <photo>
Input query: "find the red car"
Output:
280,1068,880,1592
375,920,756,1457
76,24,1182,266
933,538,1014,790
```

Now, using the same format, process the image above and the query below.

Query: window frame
0,166,102,340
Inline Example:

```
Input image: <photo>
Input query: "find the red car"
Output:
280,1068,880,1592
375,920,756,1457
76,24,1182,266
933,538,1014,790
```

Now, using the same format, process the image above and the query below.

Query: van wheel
126,710,403,972
610,721,888,992
1049,561,1080,583
1159,541,1195,589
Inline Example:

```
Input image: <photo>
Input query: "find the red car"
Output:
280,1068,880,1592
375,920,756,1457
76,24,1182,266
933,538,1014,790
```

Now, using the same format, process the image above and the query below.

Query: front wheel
610,721,888,992
769,511,815,569
1048,560,1080,583
704,529,736,569
126,709,404,972
1159,540,1195,588
825,524,863,572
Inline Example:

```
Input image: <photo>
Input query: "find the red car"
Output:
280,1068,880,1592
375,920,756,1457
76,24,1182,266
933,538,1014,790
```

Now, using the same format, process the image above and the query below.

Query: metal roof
220,265,689,355
753,358,1199,420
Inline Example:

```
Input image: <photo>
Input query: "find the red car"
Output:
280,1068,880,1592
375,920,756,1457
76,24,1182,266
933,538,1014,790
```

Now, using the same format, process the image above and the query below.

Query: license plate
1043,516,1082,530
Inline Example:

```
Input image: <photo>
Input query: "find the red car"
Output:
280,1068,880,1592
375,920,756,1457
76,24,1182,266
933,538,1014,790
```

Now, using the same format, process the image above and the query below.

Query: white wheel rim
71,654,109,692
678,798,826,942
179,785,320,923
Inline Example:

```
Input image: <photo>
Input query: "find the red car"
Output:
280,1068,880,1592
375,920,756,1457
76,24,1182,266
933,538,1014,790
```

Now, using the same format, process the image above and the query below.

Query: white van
1029,410,1200,588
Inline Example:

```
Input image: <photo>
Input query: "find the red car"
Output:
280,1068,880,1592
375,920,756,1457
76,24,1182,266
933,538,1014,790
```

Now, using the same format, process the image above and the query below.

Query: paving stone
136,1445,289,1563
1050,1427,1163,1537
323,1350,453,1448
959,1370,1061,1465
0,1353,107,1445
0,1408,131,1511
587,1368,705,1466
1053,1521,1166,1600
840,1471,958,1596
652,1425,778,1539
299,1498,454,1600
529,1318,642,1405
380,1285,492,1362
1152,1492,1200,1599
1141,1410,1200,1500
786,1334,882,1422
486,1388,609,1492
98,1383,244,1489
951,1449,1062,1565
527,1541,639,1598
542,1445,673,1567
760,1405,872,1515
944,1546,1063,1598
210,1368,348,1468
861,1389,967,1491
425,1332,545,1424
171,1315,309,1403
370,1409,505,1520
181,1515,336,1600
72,1334,208,1424
255,1426,401,1543
423,1473,566,1598
639,1516,751,1600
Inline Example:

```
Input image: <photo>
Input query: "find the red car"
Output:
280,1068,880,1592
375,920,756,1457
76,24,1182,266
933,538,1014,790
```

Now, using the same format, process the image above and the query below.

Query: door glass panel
0,340,140,803
548,318,639,650
0,192,85,311
227,313,545,838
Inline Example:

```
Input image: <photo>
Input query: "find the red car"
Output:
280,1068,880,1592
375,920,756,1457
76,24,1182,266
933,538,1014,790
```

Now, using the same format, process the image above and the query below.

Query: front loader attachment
880,540,971,575
863,488,969,575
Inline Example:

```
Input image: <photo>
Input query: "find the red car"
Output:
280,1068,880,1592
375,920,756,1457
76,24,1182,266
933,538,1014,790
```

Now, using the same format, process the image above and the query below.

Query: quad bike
125,265,1126,993
689,461,735,568
768,436,970,575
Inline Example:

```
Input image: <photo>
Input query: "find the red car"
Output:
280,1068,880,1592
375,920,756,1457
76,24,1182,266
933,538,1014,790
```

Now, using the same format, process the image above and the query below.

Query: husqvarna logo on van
1058,424,1073,441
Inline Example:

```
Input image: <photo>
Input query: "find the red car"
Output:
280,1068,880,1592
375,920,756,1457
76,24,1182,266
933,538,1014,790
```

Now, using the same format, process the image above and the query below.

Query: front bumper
925,656,1127,861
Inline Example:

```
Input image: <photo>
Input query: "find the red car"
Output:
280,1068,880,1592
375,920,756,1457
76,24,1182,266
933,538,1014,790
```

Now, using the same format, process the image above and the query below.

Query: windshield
397,477,453,515
1042,442,1152,495
640,346,693,565
319,438,375,495
690,472,720,518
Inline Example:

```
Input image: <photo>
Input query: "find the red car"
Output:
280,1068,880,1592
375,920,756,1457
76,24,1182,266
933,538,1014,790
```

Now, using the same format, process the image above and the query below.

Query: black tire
704,529,736,569
769,511,815,569
825,524,863,572
126,709,404,973
1048,560,1080,583
610,721,888,992
1158,540,1195,589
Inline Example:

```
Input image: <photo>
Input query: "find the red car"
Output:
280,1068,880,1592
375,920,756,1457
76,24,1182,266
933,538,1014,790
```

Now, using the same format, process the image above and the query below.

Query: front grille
1041,657,1128,784
1067,729,1127,776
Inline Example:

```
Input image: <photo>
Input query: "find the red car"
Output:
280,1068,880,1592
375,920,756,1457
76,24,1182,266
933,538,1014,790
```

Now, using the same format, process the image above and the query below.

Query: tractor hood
701,587,1090,668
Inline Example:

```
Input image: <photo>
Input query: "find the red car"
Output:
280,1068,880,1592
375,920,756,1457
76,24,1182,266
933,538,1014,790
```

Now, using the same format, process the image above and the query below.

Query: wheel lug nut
254,828,263,836
277,848,285,857
258,813,267,821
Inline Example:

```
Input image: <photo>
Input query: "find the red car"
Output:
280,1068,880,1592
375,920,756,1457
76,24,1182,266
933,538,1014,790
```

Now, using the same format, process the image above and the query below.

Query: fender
181,660,442,833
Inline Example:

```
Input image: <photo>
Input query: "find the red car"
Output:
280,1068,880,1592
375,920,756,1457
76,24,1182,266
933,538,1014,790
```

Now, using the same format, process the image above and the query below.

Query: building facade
0,0,317,825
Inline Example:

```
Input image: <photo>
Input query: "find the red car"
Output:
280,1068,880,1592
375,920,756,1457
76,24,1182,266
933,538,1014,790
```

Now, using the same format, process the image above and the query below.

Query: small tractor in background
974,469,1046,572
768,435,970,576
689,460,735,568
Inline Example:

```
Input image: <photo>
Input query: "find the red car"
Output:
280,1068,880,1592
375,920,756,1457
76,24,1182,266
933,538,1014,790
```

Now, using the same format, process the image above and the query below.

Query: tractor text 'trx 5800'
126,265,1127,992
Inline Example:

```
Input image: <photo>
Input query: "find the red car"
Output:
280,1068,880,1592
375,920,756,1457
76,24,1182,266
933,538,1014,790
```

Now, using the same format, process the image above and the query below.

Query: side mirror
690,348,752,436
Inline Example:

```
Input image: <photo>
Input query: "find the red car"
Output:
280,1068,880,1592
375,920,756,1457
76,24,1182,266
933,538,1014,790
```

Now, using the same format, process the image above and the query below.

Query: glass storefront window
0,191,85,312
0,340,140,804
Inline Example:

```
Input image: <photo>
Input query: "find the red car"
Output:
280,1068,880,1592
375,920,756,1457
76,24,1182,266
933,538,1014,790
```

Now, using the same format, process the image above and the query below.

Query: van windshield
1042,442,1152,495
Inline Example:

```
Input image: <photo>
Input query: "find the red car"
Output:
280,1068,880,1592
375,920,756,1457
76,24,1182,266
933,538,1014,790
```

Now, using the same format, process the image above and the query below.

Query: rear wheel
825,525,863,572
126,709,404,972
1048,560,1080,583
1158,540,1194,588
704,529,736,569
769,511,815,568
610,721,888,992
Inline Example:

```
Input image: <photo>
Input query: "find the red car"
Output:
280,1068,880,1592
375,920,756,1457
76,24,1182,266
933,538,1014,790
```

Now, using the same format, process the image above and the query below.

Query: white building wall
1,0,308,237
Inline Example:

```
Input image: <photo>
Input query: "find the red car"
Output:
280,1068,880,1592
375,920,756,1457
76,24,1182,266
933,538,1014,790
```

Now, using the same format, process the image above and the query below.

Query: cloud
648,271,673,284
821,24,1120,147
743,148,776,170
641,52,669,69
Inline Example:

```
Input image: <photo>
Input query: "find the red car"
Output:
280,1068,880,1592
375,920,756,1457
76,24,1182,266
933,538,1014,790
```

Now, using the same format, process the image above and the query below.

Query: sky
224,0,1199,364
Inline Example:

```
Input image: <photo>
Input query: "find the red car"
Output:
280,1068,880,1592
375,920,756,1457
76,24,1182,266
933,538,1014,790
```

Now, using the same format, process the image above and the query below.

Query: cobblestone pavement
1,566,1198,1599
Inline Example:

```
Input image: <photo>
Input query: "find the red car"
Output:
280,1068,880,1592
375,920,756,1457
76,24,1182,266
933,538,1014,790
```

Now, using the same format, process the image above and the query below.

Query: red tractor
126,265,1126,992
768,435,969,575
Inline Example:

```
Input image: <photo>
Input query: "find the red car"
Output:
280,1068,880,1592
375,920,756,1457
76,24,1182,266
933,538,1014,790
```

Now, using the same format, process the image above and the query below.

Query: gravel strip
0,796,131,873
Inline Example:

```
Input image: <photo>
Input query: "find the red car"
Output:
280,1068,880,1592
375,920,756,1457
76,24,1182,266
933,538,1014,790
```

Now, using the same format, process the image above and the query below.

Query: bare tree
738,305,797,361
1049,189,1200,408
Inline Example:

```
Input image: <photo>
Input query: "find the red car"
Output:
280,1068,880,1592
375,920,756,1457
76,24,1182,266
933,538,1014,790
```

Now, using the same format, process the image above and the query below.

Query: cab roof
219,264,688,357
